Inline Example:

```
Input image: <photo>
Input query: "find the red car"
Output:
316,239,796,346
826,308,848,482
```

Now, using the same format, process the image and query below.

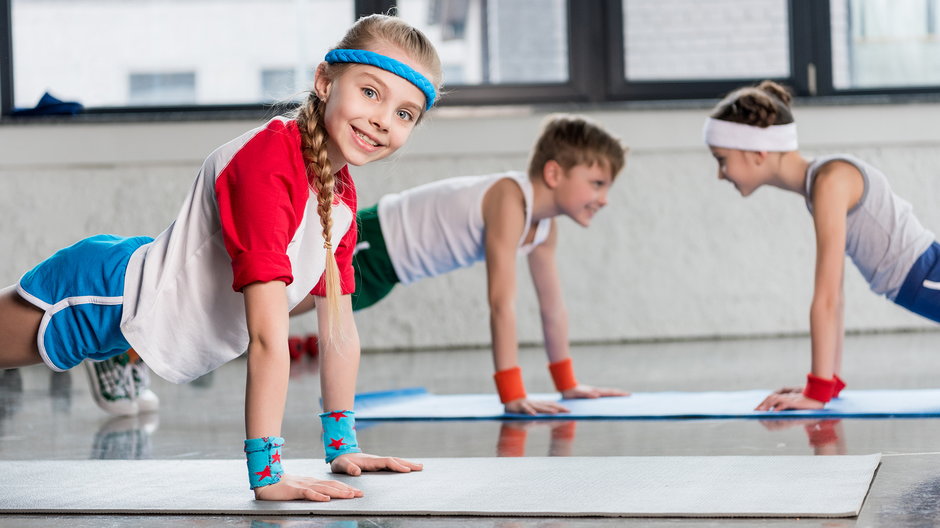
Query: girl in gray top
703,81,938,411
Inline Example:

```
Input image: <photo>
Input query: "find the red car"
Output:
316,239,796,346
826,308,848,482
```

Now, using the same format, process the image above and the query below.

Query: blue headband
325,49,436,111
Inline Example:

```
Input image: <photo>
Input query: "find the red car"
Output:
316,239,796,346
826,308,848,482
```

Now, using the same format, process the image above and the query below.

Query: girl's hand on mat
253,474,363,501
755,392,825,412
561,385,630,399
505,398,570,415
331,453,424,476
769,386,803,395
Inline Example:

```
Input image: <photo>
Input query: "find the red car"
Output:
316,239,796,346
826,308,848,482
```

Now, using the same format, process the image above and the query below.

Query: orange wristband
548,358,578,392
802,373,836,403
493,366,527,403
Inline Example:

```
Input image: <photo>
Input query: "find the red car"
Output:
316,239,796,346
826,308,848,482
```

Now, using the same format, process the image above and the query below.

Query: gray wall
1,101,939,350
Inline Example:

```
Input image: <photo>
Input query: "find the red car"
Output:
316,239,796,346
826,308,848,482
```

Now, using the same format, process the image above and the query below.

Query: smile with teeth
354,128,380,147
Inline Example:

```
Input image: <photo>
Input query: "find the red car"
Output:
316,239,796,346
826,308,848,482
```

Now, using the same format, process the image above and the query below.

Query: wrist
548,357,578,392
320,410,362,463
802,373,836,403
494,366,527,403
244,436,285,489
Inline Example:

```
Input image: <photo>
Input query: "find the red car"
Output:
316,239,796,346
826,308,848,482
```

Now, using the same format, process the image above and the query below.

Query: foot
85,354,138,416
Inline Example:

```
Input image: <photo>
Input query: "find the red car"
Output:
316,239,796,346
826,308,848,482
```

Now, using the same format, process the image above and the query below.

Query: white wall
2,101,939,350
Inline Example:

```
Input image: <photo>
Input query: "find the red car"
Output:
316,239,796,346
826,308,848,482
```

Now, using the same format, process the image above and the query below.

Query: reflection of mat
353,387,940,420
0,455,880,517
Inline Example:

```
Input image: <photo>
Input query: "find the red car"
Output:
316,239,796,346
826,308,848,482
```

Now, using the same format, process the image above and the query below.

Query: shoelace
130,361,148,399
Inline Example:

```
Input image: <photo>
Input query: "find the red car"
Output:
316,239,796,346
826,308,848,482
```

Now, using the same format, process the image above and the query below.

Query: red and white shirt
121,117,357,383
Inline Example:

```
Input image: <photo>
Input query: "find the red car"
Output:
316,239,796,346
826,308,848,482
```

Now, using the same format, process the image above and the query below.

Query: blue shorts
17,234,153,371
894,241,940,324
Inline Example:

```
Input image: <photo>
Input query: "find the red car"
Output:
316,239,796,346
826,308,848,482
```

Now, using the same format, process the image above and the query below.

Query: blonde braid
297,93,343,340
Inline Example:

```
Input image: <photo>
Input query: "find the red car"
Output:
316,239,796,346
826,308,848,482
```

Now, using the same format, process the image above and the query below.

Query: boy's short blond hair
527,114,627,180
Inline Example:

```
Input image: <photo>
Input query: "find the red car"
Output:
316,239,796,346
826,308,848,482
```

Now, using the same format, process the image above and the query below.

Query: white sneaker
84,355,138,416
131,360,160,413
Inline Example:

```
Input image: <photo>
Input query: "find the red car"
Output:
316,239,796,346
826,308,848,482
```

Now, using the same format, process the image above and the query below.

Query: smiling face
315,43,432,169
551,161,614,227
709,146,767,197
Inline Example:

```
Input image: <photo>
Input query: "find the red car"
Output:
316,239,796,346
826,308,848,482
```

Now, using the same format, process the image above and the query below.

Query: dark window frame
2,0,939,119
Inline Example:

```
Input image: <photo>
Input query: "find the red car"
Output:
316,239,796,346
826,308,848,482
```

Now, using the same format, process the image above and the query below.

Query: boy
343,114,629,414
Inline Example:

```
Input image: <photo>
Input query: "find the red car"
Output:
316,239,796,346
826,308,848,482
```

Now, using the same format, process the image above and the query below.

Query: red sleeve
214,121,309,292
311,165,358,296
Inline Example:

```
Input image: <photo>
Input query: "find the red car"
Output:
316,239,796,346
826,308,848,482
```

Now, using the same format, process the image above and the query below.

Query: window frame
1,0,938,119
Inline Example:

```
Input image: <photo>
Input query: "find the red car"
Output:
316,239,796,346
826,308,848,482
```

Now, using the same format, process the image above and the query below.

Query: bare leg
0,285,43,368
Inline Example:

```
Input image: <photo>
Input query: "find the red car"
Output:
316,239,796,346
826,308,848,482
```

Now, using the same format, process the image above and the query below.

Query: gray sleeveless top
804,154,934,300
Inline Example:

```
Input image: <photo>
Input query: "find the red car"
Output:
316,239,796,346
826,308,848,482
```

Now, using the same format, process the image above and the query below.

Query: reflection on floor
1,331,940,527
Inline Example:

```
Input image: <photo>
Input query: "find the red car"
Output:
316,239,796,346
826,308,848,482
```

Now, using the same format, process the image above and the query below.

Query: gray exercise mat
0,455,880,517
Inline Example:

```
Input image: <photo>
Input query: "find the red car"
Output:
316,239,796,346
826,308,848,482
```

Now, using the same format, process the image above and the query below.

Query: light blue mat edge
353,387,940,421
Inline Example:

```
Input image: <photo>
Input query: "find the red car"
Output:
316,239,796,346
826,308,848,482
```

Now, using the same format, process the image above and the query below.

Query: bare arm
757,162,862,411
528,222,628,399
244,281,291,439
316,294,360,412
243,281,363,501
483,180,526,373
527,220,569,364
316,293,423,476
483,179,567,414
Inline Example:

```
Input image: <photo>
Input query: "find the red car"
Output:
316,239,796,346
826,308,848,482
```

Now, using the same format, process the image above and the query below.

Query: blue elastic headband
325,49,436,111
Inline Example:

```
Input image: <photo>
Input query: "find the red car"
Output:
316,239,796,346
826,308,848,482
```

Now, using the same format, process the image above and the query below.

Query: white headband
702,118,798,152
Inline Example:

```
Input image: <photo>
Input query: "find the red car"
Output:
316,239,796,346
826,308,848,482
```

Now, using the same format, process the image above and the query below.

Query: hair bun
757,80,793,106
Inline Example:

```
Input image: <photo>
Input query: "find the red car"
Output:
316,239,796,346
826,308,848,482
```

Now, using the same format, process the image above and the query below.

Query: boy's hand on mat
561,384,630,399
769,386,803,395
253,474,363,502
755,392,825,412
331,453,424,476
504,398,570,415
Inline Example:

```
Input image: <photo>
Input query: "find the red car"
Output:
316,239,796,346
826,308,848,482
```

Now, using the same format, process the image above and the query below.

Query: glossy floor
1,331,940,527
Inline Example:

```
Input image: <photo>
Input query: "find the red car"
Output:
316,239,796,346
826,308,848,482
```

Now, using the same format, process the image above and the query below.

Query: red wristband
802,373,836,403
494,366,527,403
548,358,579,392
832,374,846,398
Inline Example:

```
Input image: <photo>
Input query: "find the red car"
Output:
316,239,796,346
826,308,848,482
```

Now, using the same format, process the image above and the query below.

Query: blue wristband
244,436,285,489
320,410,362,463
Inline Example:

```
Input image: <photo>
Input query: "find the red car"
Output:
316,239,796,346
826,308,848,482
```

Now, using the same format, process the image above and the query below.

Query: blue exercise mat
353,387,940,420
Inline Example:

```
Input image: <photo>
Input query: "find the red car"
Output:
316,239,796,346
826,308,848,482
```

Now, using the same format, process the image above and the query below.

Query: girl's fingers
301,488,332,502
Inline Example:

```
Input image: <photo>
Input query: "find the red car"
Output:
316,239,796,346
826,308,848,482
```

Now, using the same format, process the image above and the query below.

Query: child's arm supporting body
243,281,363,501
483,179,569,415
757,161,861,411
317,294,423,476
527,220,628,400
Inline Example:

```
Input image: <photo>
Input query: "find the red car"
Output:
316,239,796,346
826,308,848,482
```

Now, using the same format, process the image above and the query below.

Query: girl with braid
703,81,939,412
0,14,442,501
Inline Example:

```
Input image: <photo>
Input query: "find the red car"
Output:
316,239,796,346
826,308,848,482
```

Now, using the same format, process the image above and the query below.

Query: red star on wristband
327,411,348,422
256,465,273,481
271,450,281,463
329,437,347,450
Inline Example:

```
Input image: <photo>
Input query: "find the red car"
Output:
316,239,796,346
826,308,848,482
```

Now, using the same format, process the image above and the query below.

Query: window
7,0,354,110
622,0,790,81
128,72,196,105
831,0,940,89
2,0,938,117
260,67,316,102
396,0,568,85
